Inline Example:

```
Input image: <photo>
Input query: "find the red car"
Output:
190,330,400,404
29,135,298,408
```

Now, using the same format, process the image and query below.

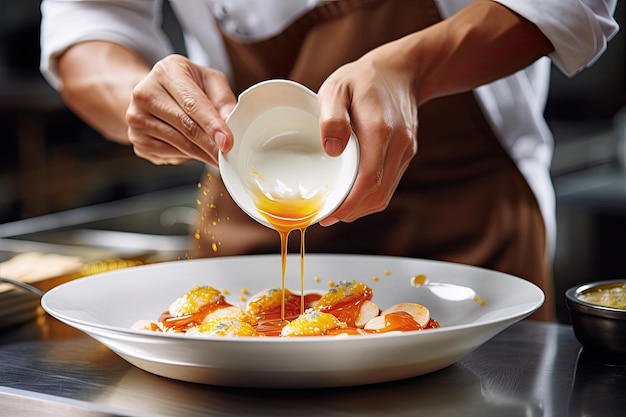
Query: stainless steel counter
1,316,624,417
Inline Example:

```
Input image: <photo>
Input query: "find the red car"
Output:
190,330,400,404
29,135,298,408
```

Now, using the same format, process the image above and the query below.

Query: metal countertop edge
0,386,156,417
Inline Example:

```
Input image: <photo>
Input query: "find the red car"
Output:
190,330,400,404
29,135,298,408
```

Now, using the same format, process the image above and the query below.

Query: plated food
133,280,439,337
42,254,544,387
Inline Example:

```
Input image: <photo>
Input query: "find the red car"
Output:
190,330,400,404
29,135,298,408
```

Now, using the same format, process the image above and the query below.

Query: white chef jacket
39,0,620,257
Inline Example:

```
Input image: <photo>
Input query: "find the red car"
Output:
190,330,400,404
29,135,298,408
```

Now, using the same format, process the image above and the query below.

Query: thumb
318,92,352,157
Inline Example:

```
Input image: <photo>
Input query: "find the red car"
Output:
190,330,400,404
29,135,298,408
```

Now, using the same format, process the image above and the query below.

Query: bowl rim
566,279,626,319
218,79,359,229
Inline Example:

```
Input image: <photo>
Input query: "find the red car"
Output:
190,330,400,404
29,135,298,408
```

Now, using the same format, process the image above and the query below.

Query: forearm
57,41,151,144
400,0,555,105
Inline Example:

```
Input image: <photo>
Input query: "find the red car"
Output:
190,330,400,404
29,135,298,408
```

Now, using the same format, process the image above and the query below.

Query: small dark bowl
566,280,626,358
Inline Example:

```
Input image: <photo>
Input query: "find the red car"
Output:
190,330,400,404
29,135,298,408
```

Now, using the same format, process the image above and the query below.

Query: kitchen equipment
218,79,359,229
566,279,626,357
41,253,544,388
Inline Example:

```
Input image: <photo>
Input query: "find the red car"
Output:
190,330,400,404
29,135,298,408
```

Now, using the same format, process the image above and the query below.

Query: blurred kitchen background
0,1,624,323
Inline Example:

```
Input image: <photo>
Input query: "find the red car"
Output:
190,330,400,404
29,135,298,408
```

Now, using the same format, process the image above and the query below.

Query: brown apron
191,0,554,321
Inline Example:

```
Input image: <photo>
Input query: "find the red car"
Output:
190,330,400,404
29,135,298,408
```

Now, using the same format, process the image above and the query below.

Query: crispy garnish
281,309,346,336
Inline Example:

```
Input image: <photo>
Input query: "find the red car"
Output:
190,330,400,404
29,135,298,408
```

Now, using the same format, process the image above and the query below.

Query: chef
39,0,619,321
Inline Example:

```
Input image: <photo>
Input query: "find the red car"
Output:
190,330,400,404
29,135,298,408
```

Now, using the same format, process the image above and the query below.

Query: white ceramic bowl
218,79,359,229
41,254,544,388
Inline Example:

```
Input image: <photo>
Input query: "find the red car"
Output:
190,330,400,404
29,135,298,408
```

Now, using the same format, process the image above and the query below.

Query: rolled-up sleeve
494,0,619,76
40,0,174,89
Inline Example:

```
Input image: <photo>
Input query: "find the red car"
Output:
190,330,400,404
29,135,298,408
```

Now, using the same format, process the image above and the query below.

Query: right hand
125,54,237,166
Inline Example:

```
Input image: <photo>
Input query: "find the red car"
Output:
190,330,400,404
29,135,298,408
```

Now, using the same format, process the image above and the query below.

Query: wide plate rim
41,253,544,341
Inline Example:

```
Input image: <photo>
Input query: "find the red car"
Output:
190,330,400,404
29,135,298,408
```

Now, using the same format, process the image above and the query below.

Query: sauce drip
316,284,373,327
252,187,325,321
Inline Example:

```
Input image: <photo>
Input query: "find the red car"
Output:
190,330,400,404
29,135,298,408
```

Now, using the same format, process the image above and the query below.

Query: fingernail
323,138,344,157
215,131,227,151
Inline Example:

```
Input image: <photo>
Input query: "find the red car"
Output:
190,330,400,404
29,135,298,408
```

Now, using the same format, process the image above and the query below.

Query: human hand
126,54,237,165
317,44,418,226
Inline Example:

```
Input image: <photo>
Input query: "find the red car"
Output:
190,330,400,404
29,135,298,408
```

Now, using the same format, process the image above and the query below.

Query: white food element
355,300,379,328
363,315,386,330
364,303,430,330
382,303,430,327
202,305,248,322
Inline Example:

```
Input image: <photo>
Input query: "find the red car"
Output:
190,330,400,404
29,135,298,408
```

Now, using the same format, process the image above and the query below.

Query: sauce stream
252,188,324,320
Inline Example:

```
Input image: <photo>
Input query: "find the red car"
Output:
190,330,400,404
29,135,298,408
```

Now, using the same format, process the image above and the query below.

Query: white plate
41,254,543,388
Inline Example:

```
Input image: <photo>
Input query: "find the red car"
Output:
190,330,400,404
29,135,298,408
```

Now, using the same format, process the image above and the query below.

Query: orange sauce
252,188,325,320
251,292,322,322
156,298,231,332
316,286,373,327
151,301,440,336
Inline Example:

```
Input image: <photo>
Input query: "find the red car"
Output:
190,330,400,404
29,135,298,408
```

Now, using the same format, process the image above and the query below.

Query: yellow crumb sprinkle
317,280,371,309
327,280,335,287
241,288,249,295
222,289,230,295
193,318,257,337
372,276,379,282
313,276,321,283
281,310,346,336
384,270,390,275
170,286,223,316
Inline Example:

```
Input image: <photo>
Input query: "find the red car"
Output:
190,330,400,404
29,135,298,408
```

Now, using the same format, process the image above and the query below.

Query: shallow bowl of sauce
218,79,359,231
566,280,626,358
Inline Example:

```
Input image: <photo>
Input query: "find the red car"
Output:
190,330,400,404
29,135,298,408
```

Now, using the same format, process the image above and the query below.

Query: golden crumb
169,286,223,316
246,288,283,317
316,280,372,309
190,318,258,337
281,310,345,336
